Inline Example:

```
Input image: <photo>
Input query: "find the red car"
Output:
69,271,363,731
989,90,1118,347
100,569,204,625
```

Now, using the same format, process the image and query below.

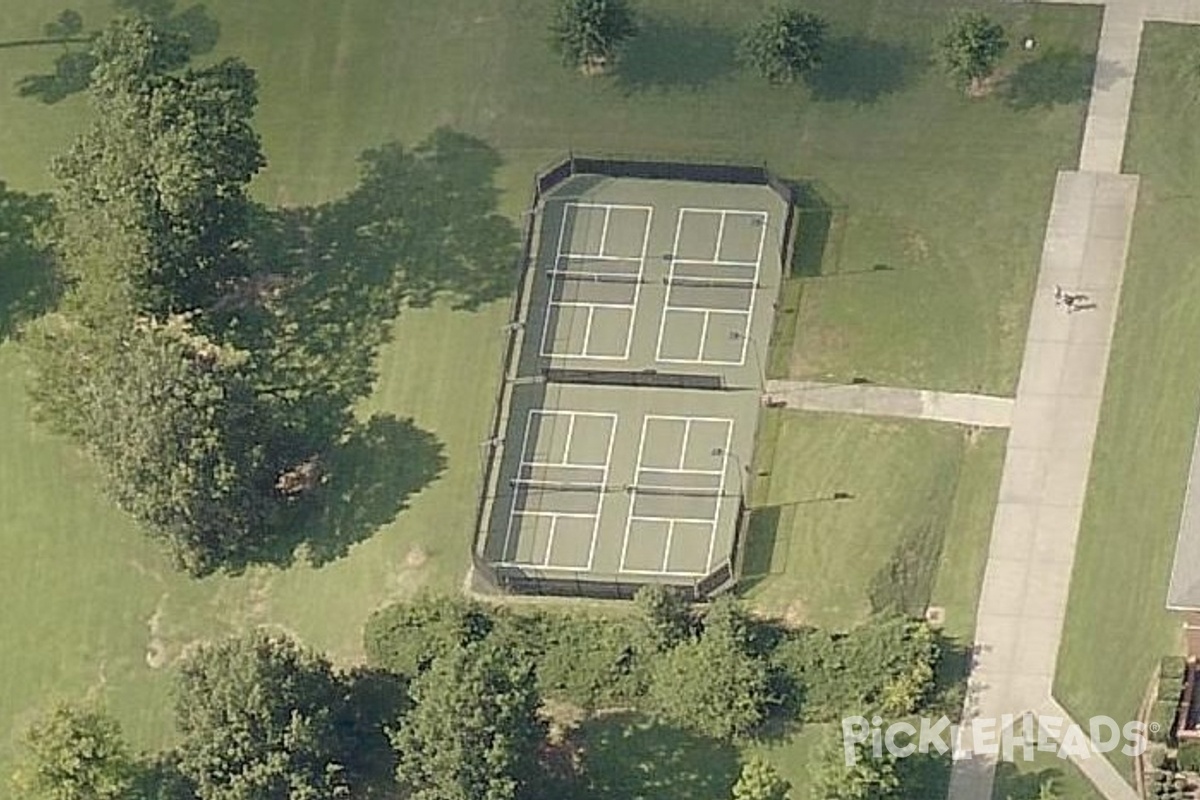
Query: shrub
1151,700,1180,745
770,616,939,721
1161,656,1188,685
518,613,648,710
739,6,828,85
363,595,495,676
551,0,637,74
1178,740,1200,772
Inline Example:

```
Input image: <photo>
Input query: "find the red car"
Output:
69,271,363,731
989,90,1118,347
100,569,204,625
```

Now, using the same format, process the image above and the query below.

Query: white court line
713,210,727,262
619,415,734,575
503,410,615,566
703,422,734,572
581,411,619,571
655,206,768,367
541,203,651,361
558,253,644,263
622,206,653,361
670,258,761,268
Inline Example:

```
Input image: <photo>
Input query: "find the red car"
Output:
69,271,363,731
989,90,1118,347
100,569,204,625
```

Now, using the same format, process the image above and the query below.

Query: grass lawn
1053,23,1200,780
0,0,1100,779
743,410,1005,635
991,749,1104,800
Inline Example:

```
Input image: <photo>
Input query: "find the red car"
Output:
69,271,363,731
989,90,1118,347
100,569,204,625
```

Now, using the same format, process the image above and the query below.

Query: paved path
763,380,1014,427
947,2,1153,798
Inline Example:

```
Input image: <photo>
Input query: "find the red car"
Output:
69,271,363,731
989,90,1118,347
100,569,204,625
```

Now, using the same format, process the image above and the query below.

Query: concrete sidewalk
947,171,1140,800
762,381,1014,428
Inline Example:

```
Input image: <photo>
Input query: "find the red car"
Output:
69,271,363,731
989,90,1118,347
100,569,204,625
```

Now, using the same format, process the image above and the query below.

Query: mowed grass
1054,23,1200,779
744,410,1005,634
0,0,1100,775
991,749,1104,800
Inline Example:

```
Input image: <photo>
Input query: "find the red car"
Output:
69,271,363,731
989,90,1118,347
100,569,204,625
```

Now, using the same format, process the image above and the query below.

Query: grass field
1053,23,1200,780
991,749,1104,800
0,0,1101,779
744,411,1005,634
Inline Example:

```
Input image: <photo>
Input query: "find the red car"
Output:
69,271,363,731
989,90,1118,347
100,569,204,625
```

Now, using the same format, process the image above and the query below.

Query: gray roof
1166,411,1200,610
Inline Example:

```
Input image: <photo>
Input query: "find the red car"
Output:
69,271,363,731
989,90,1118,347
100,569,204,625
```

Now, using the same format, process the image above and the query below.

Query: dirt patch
966,68,1011,98
146,593,170,669
404,545,428,569
783,599,808,627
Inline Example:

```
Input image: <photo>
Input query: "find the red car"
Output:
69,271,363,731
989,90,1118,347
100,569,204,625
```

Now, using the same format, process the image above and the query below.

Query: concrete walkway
763,380,1014,428
947,2,1151,798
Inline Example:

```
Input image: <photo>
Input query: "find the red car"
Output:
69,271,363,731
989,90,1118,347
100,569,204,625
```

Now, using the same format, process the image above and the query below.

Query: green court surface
482,382,756,582
522,175,788,388
480,173,786,591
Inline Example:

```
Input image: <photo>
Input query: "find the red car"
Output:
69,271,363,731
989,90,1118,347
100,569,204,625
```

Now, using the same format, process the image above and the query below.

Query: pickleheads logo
841,714,1150,766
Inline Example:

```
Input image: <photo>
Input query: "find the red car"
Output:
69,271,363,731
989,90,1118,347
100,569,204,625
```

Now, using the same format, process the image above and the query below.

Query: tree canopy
173,632,352,800
731,755,790,800
739,6,828,84
551,0,637,74
11,704,135,800
646,597,770,739
937,12,1008,93
391,641,546,800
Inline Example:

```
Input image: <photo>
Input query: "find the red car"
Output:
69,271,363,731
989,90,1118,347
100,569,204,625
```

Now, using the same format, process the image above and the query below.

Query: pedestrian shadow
0,184,58,339
615,16,737,93
1003,46,1095,110
805,36,914,104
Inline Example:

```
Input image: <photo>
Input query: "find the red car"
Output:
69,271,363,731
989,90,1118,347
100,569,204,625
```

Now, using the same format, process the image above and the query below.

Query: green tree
364,594,495,676
391,641,545,800
732,755,790,800
938,11,1008,94
739,6,827,84
632,584,692,651
551,0,637,74
646,597,769,739
812,738,899,800
52,16,263,316
26,313,277,575
11,703,135,800
173,631,352,800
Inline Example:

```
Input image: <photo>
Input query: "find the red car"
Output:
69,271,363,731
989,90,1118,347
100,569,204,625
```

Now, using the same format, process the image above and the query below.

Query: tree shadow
736,504,788,593
1003,47,1094,110
17,1,220,104
615,16,737,92
571,713,740,800
336,667,410,792
991,761,1065,800
806,36,914,104
234,414,445,571
328,128,521,310
0,183,58,339
198,129,511,574
897,750,952,800
789,179,845,278
927,632,973,720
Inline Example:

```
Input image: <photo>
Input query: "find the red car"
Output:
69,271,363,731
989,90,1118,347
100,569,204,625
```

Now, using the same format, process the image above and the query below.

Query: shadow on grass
571,714,740,800
738,504,791,593
1003,47,1095,110
0,183,58,339
616,16,737,92
897,751,952,800
203,129,513,573
17,1,220,104
806,36,914,104
991,761,1066,800
789,179,845,278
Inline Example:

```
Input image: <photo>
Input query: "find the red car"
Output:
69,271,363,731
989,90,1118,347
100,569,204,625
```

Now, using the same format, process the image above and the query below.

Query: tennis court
519,176,788,389
484,382,753,580
478,169,792,594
